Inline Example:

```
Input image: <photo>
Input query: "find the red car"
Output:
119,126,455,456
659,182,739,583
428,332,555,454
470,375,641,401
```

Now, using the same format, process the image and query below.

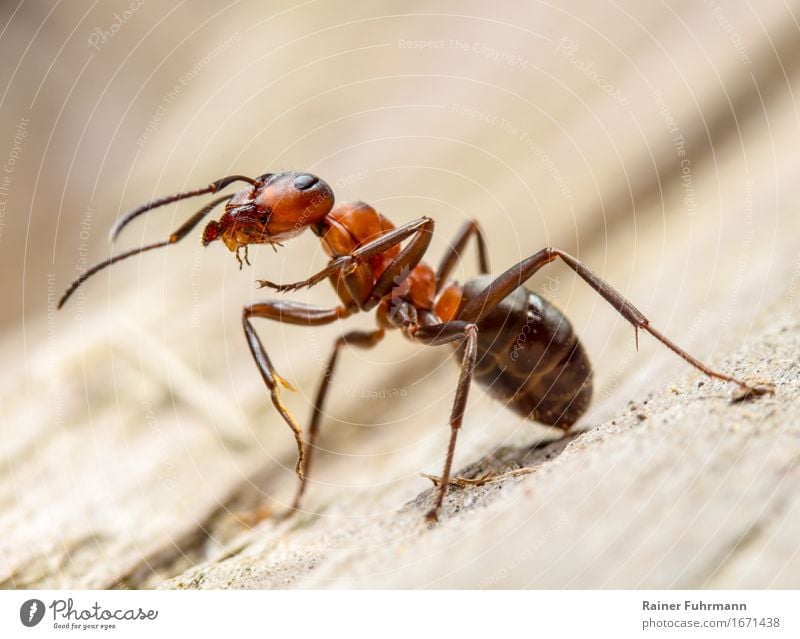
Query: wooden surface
1,0,799,589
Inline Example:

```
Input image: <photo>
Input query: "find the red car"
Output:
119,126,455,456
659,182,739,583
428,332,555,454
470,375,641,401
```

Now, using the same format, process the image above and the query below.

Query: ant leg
257,216,435,297
296,216,434,314
288,328,385,514
58,194,232,309
458,248,555,323
550,249,772,397
435,220,490,291
409,321,479,522
460,248,772,397
243,301,351,482
363,217,435,309
303,216,436,312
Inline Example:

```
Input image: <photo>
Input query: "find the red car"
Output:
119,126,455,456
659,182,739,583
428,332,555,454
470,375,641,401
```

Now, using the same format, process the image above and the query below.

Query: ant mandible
58,170,773,522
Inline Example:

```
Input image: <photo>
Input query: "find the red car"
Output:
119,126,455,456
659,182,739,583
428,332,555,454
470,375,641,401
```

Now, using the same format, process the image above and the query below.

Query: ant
59,170,773,522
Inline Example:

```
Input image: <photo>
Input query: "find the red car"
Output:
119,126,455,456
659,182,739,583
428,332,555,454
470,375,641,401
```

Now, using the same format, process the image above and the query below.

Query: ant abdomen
456,276,593,429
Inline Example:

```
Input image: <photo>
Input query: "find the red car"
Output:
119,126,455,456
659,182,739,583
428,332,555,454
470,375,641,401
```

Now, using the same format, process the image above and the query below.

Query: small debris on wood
421,466,539,488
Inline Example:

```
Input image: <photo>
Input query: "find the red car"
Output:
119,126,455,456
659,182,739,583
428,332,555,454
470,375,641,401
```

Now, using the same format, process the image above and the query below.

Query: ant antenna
110,174,255,242
58,192,234,309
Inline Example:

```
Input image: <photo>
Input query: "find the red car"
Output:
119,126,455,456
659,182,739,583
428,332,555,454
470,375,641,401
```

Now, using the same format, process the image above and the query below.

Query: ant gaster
58,171,773,522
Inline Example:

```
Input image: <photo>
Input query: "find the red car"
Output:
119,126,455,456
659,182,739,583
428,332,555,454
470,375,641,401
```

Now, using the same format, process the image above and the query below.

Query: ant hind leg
409,320,479,522
459,247,773,398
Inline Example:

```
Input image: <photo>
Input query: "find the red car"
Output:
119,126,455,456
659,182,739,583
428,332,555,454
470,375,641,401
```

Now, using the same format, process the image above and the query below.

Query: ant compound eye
293,174,319,190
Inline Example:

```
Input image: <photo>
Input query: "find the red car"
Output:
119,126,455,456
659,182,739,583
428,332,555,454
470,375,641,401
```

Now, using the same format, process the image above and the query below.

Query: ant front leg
363,217,435,310
409,320,479,522
459,248,773,398
242,300,351,485
435,219,490,292
288,328,385,514
257,217,435,306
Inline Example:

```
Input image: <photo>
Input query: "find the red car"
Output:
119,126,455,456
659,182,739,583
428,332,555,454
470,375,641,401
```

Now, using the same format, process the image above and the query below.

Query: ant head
202,171,335,251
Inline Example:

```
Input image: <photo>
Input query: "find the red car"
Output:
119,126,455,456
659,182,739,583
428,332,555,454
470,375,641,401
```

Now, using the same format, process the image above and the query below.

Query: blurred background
1,0,799,588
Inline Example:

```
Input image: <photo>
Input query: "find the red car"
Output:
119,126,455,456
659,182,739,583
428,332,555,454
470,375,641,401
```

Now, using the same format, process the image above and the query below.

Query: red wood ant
58,170,772,522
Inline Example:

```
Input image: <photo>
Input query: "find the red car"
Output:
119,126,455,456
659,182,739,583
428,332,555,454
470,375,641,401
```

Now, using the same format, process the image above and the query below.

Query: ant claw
731,381,775,403
255,276,324,292
274,506,300,522
424,509,439,525
259,280,303,293
255,279,307,293
234,505,274,528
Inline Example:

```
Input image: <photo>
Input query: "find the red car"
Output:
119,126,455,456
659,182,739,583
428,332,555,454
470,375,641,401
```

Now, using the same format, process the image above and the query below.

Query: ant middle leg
287,328,385,514
459,248,772,397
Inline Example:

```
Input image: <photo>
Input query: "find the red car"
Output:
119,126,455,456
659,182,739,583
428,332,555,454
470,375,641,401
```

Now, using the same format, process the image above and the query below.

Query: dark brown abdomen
457,276,593,429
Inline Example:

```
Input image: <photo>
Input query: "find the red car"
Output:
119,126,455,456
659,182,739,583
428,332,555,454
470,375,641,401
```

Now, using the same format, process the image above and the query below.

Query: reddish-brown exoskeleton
59,171,772,522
